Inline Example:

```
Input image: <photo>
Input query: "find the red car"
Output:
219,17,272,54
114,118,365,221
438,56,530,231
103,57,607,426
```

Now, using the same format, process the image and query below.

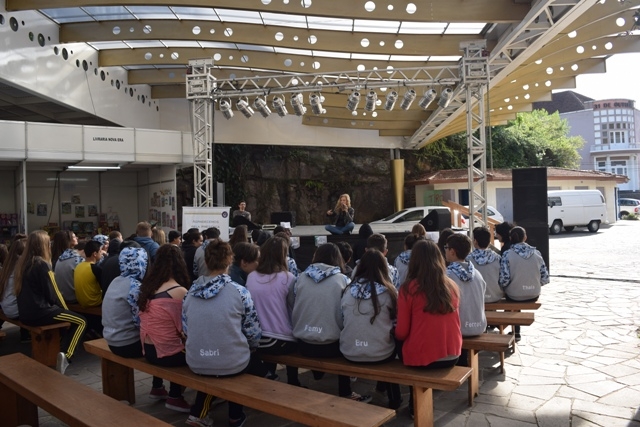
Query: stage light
290,93,307,116
236,97,254,118
272,96,288,117
438,88,453,108
253,97,271,118
219,98,234,119
310,93,326,115
364,90,377,112
346,91,360,111
400,89,416,110
418,89,437,109
384,90,398,111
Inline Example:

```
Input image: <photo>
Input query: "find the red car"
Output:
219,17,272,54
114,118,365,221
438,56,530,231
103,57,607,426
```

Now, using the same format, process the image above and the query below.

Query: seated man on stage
232,201,261,230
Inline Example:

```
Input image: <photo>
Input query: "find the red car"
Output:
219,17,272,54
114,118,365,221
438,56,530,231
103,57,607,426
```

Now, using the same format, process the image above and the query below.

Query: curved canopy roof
8,0,640,148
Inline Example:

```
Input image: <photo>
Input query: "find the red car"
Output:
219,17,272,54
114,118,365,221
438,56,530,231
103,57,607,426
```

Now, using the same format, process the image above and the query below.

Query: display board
182,207,231,241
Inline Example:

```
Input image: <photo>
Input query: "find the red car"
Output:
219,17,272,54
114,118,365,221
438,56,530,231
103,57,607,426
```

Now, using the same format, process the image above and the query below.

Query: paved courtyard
1,221,639,426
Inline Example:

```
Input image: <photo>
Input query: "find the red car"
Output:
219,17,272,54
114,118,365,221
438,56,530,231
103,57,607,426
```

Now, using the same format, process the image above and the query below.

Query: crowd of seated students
0,214,548,425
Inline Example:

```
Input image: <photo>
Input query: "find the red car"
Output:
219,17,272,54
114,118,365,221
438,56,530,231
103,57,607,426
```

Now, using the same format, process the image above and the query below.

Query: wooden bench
259,352,472,427
463,334,514,404
84,338,395,427
0,311,69,368
68,303,103,317
485,311,535,336
0,352,171,427
485,298,541,311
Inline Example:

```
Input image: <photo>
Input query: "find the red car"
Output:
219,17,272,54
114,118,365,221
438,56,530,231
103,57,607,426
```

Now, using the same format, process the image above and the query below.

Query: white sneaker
56,352,69,375
186,414,213,427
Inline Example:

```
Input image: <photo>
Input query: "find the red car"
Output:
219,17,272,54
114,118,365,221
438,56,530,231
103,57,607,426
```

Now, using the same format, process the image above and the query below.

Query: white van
547,190,607,234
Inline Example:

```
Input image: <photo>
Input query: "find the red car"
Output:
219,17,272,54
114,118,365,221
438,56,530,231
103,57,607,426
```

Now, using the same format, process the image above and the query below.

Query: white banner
182,206,230,241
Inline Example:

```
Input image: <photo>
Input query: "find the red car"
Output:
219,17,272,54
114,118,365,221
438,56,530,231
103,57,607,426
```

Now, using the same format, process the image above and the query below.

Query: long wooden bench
84,338,395,427
68,303,103,317
463,334,514,404
260,352,472,427
0,311,69,368
485,298,541,311
0,352,172,427
485,311,535,336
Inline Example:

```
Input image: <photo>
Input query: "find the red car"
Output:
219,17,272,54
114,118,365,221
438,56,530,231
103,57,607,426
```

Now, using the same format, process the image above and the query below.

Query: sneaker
350,376,358,383
149,386,168,400
165,397,191,413
344,392,372,403
56,352,70,375
228,412,247,427
515,333,522,342
186,414,213,427
265,371,279,381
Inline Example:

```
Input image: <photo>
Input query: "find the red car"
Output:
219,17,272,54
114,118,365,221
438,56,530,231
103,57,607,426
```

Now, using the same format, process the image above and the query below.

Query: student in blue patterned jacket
394,233,426,287
183,238,265,427
467,227,503,303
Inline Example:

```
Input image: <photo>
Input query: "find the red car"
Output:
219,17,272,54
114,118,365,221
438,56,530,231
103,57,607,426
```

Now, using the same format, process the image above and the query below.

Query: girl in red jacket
395,239,462,417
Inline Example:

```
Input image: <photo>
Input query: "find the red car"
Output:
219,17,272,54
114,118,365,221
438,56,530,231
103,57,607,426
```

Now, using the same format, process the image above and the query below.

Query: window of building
611,160,628,176
594,124,600,130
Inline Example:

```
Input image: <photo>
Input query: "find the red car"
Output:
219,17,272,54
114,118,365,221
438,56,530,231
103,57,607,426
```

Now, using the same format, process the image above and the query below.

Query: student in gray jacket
183,238,264,427
101,248,167,399
290,243,371,403
467,227,504,303
498,226,549,340
445,234,487,337
340,249,401,409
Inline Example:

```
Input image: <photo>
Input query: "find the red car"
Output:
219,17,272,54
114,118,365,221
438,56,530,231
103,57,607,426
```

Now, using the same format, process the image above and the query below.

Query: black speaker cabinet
512,168,548,227
270,211,296,227
420,209,452,232
512,167,550,271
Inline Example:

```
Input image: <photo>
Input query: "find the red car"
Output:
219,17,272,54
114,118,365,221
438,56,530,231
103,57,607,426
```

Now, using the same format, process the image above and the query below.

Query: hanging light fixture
418,89,437,110
310,93,326,115
253,97,271,118
438,88,453,108
384,90,398,111
364,90,377,112
400,89,416,110
346,91,360,111
236,97,254,118
272,96,288,117
290,93,307,116
219,98,233,119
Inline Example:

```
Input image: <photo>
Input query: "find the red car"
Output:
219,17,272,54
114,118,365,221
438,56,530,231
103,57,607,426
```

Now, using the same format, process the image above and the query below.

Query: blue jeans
325,222,355,235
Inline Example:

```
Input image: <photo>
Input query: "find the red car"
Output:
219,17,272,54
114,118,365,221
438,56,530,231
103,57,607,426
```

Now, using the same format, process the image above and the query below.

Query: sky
559,53,640,104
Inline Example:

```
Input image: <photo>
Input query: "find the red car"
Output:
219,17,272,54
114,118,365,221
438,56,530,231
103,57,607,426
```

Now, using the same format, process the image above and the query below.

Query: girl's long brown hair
14,230,52,297
0,238,26,301
401,240,459,314
138,244,190,312
256,236,288,275
351,249,397,324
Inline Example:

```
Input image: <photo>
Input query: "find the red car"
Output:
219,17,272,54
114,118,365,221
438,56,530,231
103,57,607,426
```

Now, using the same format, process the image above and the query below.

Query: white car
460,206,504,228
369,206,450,233
618,198,640,219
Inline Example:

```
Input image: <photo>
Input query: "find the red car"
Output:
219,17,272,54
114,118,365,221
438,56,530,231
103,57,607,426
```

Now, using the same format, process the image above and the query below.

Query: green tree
416,109,585,170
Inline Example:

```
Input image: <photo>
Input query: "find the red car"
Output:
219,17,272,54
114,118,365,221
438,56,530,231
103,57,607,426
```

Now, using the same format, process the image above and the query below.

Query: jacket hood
511,242,536,259
107,239,122,256
118,247,148,280
304,263,343,283
349,279,389,300
358,223,373,238
93,234,109,246
447,261,475,282
58,248,82,264
467,248,500,265
397,250,411,266
189,273,233,299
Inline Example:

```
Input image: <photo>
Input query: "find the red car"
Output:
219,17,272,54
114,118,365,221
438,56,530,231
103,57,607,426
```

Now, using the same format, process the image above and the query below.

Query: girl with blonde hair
325,193,355,235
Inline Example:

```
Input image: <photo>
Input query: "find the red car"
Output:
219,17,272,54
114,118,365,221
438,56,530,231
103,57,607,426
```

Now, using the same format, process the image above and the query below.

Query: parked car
618,198,640,219
460,205,504,228
547,190,607,234
369,206,450,233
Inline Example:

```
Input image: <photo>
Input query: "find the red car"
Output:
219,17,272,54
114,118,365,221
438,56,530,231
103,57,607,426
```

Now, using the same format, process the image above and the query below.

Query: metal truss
408,0,596,149
187,58,217,207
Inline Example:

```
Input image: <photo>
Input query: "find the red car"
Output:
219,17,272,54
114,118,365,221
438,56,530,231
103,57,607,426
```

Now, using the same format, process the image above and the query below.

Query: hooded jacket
54,249,83,303
499,243,549,301
102,248,148,347
133,236,159,261
394,250,411,287
183,273,261,376
340,279,397,362
447,261,487,336
467,248,504,303
291,263,349,345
